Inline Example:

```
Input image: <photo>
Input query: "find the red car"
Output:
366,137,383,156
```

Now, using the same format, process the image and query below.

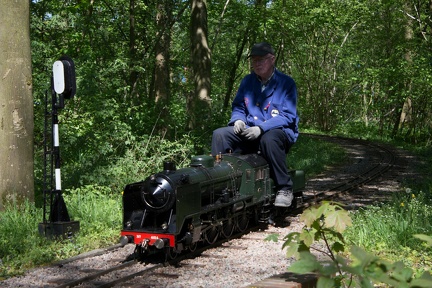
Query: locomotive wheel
166,247,179,260
204,226,219,244
188,241,198,252
221,218,235,238
236,213,249,232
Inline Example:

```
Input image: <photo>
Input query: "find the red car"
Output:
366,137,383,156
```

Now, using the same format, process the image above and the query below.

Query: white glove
233,120,246,134
241,126,262,140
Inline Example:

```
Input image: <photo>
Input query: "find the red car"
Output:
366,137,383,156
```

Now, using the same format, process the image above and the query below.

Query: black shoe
275,189,294,207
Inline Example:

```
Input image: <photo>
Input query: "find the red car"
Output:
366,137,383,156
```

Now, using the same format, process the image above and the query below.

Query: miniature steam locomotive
120,153,305,259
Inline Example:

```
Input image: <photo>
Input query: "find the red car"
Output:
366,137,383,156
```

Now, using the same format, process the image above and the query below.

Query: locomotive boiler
120,153,305,259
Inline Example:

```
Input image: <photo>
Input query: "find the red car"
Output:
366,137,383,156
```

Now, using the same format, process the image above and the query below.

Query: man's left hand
241,126,262,140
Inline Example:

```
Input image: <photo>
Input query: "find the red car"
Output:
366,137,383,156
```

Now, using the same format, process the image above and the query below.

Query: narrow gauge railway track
0,135,403,288
299,134,396,209
56,260,140,288
55,225,266,287
77,228,284,288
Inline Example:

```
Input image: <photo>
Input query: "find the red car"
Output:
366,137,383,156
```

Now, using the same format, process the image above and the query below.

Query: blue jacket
228,69,299,143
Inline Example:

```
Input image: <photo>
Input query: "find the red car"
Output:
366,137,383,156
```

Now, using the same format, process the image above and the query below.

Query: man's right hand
233,120,246,134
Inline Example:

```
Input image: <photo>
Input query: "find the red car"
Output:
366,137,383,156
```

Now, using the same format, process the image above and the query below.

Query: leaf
331,241,345,253
390,261,412,282
282,232,300,249
285,241,301,259
264,233,280,242
311,219,323,233
410,279,432,288
350,246,379,267
299,229,316,247
318,260,339,276
298,242,311,253
410,271,432,288
288,251,320,274
317,276,336,288
324,208,352,233
413,234,432,246
300,207,322,227
358,277,375,288
317,201,331,216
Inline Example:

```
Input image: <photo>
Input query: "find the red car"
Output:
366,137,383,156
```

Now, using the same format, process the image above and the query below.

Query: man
211,42,299,207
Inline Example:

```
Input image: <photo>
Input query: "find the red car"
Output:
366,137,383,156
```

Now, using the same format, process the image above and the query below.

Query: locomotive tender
120,153,305,259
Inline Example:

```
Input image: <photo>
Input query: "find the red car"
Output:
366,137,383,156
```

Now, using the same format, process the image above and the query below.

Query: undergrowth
268,200,432,287
289,133,347,179
0,188,122,279
344,190,432,276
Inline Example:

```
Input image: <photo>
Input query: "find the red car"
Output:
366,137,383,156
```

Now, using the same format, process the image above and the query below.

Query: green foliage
0,187,121,279
281,201,351,262
289,133,347,178
331,122,389,141
344,190,432,272
0,200,56,278
70,133,196,192
15,0,432,280
270,201,432,288
63,185,122,240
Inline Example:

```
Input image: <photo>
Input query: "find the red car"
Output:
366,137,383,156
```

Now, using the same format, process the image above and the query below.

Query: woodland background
1,0,431,205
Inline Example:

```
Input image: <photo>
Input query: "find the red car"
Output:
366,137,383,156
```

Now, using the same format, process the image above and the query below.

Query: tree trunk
154,2,171,105
153,1,172,138
393,2,414,138
129,0,139,102
0,0,34,210
189,0,211,131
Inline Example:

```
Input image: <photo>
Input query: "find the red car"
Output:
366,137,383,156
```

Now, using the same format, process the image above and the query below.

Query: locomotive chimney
163,161,176,172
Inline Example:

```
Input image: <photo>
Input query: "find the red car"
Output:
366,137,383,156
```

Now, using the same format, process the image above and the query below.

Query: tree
189,0,211,131
0,0,34,209
152,1,173,137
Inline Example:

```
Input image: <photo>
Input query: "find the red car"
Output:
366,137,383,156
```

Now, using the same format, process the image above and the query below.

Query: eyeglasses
251,56,274,65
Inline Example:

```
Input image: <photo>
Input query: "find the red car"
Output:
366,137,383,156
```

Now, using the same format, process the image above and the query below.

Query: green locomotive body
120,153,305,258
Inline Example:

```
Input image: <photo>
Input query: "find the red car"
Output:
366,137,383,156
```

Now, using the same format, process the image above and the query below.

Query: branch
211,0,230,51
399,7,428,41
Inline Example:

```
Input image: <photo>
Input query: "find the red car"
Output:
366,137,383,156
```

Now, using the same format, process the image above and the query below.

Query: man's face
251,54,275,79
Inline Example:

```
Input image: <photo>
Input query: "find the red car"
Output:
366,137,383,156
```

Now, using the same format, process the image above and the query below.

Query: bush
72,134,197,192
267,201,432,288
0,200,55,278
288,133,347,178
344,190,432,275
0,186,122,279
64,185,122,243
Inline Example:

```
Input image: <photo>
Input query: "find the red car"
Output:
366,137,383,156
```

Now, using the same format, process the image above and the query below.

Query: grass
0,201,55,276
289,133,347,179
343,190,432,274
0,188,122,279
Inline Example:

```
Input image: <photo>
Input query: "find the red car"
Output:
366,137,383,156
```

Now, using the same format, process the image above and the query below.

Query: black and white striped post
39,56,80,239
